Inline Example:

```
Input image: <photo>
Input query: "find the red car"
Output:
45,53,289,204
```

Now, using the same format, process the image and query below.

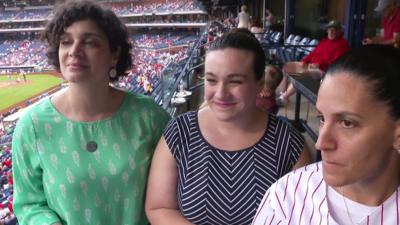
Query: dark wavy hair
42,0,132,81
326,45,400,119
207,28,266,81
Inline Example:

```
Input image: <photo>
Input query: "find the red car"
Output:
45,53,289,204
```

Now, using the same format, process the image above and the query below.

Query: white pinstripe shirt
252,162,400,225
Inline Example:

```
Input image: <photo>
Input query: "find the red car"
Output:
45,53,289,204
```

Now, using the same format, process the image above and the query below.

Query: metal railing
160,27,208,115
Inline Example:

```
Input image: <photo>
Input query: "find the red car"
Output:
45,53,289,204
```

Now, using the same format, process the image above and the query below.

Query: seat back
272,32,282,44
284,34,295,45
291,35,302,45
306,39,319,53
262,30,274,41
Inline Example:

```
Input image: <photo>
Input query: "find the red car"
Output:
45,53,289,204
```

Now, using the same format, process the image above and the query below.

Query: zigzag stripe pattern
164,111,304,225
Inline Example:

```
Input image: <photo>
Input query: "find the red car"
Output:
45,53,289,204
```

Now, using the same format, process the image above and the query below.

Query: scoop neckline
193,111,271,153
48,92,128,125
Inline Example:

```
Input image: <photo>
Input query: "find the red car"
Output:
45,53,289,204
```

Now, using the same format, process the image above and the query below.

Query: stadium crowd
114,31,194,94
0,0,204,21
106,0,204,15
1,0,55,8
0,38,49,68
0,30,196,95
0,129,16,225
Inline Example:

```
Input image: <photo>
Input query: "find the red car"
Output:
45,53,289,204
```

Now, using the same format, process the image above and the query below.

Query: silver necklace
340,187,357,225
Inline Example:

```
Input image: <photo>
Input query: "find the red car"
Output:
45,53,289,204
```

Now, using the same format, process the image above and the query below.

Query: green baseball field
0,74,62,112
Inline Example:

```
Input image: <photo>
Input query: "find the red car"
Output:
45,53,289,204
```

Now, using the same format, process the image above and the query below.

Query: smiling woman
253,45,400,225
203,48,260,122
145,29,311,225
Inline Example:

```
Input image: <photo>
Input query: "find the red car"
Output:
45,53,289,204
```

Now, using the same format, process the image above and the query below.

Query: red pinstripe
327,211,329,225
381,204,384,225
287,172,303,225
283,174,290,201
318,197,326,225
298,171,315,224
309,178,324,224
267,214,275,225
276,192,287,219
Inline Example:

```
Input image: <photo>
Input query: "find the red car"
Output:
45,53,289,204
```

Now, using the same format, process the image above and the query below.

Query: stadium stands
259,31,319,66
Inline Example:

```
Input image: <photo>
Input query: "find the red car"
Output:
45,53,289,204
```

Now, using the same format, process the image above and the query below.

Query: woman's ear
111,47,121,66
257,72,266,92
394,120,400,151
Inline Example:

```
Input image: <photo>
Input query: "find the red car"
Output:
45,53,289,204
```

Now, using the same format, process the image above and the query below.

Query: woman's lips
214,101,235,109
68,63,88,70
322,160,343,171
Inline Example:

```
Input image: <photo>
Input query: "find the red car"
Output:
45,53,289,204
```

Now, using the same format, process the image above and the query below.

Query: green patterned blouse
12,92,171,225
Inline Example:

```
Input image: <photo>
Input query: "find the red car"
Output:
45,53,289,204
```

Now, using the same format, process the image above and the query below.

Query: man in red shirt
363,0,400,45
279,20,350,103
301,20,350,71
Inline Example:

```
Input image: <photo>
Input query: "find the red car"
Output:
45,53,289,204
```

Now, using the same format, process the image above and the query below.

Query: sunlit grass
0,74,62,111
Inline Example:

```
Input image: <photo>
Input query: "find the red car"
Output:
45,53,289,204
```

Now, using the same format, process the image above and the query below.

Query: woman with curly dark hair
11,1,170,224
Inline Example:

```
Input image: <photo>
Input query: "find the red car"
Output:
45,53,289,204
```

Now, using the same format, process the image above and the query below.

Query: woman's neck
54,85,124,122
198,107,268,151
198,106,268,142
336,156,400,206
205,106,265,132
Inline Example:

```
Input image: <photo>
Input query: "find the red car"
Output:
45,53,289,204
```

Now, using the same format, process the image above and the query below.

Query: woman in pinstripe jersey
253,45,400,225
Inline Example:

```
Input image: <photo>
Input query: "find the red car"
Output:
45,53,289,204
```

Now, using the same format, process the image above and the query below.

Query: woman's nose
215,83,228,98
69,42,82,57
315,123,335,152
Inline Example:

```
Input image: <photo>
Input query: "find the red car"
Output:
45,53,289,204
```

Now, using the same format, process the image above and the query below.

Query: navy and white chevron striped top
164,111,305,225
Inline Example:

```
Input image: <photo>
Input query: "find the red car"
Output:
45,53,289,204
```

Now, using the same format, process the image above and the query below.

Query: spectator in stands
145,29,311,225
0,206,11,224
256,65,283,113
300,20,350,72
11,1,170,225
2,146,9,155
264,9,275,30
250,21,264,41
5,172,12,188
253,45,400,225
236,5,251,29
279,20,350,104
363,0,400,46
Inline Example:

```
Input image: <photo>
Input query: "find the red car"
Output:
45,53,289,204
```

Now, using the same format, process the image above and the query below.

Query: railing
160,26,207,115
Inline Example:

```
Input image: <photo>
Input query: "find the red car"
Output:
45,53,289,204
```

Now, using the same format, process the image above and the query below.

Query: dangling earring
109,67,117,79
